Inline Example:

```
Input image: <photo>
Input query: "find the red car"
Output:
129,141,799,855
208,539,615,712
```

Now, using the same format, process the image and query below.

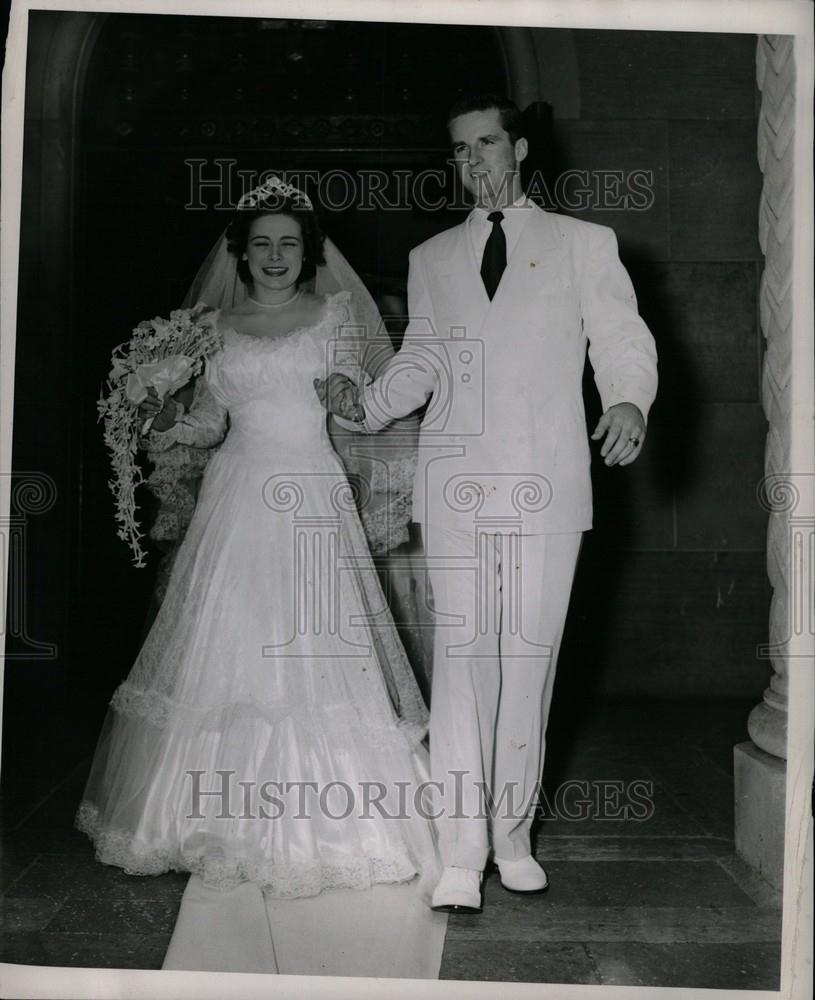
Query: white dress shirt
467,192,533,269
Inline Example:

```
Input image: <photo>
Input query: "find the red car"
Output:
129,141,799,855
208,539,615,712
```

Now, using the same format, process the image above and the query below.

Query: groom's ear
515,137,529,165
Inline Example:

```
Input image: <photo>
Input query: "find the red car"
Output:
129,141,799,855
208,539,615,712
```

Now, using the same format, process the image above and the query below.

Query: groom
318,93,658,912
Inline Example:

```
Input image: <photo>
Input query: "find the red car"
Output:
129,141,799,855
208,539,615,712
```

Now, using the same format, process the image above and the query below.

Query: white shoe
494,854,549,894
430,866,483,913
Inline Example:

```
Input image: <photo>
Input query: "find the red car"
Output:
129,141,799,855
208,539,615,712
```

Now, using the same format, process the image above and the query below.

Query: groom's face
449,107,528,209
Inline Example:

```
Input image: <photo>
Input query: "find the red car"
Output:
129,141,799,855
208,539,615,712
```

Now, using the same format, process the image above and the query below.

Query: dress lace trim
75,802,420,897
356,454,417,552
221,290,351,356
109,681,427,750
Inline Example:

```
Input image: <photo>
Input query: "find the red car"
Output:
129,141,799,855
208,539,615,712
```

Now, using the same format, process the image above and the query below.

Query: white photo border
1,2,812,999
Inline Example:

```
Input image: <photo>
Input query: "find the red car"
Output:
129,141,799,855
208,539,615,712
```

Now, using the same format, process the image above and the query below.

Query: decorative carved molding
84,15,505,150
748,34,796,761
98,114,448,149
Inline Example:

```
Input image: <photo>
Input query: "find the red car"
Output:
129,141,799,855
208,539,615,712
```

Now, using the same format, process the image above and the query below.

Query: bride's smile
243,214,304,302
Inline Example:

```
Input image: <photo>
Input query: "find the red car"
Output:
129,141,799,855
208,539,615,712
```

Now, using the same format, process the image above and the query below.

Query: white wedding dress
77,291,446,976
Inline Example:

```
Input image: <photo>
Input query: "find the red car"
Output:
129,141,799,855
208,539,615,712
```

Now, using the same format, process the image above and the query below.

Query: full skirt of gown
77,293,440,901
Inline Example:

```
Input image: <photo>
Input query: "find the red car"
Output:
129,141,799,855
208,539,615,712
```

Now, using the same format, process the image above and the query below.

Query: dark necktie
480,210,506,301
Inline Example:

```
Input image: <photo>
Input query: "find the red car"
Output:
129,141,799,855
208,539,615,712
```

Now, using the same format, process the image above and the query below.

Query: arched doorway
71,13,509,697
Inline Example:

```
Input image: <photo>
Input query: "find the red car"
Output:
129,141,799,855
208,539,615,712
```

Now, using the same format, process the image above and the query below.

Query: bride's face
243,213,304,293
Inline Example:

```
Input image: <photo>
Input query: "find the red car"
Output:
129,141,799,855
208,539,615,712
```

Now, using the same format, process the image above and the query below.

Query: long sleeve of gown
141,369,228,452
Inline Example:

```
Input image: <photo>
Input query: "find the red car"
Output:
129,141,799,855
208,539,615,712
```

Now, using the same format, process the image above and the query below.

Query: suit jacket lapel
431,207,568,337
489,206,569,311
434,222,490,338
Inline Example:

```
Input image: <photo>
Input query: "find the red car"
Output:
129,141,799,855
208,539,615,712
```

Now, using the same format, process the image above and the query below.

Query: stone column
734,34,796,891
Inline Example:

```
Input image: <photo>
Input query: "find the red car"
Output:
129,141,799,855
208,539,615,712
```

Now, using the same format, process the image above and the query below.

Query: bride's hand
138,387,177,432
314,375,363,421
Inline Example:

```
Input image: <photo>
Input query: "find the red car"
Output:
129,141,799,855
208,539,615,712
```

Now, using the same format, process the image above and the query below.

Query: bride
76,176,444,975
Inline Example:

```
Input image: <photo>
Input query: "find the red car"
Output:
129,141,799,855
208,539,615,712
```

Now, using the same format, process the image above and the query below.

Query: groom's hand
313,374,363,421
591,402,646,467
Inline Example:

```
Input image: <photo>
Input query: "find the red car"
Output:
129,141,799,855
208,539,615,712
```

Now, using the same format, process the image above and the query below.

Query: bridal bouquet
97,307,222,567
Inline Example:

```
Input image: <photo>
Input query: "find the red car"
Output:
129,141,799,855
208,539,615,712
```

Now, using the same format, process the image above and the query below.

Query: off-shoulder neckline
211,290,350,347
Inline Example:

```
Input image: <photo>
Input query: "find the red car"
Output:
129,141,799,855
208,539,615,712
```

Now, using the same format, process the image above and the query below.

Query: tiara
237,175,313,210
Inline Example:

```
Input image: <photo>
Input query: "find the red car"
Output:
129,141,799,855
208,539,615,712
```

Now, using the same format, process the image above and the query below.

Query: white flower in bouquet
97,307,222,567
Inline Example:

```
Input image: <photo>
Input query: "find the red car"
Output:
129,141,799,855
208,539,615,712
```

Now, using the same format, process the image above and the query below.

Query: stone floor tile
440,939,599,984
443,902,781,944
138,933,174,969
538,836,733,862
0,896,64,934
46,897,179,936
586,940,781,990
716,854,783,909
7,823,93,856
645,747,736,839
0,849,40,893
520,860,754,908
1,931,157,970
535,778,710,839
0,932,49,966
5,853,187,903
14,774,90,831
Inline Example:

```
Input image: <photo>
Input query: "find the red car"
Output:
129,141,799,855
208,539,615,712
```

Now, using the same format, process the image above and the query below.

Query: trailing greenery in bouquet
97,307,222,567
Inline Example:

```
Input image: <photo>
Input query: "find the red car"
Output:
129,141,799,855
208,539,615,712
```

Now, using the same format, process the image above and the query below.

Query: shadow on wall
522,101,707,704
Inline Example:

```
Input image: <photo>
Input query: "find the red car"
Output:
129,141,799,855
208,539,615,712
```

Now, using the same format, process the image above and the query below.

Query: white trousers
425,526,582,870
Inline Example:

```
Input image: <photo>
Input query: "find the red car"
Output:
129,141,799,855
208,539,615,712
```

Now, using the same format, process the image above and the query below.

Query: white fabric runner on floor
163,875,448,979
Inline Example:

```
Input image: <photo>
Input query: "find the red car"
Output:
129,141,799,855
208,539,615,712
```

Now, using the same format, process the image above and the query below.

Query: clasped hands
313,374,365,422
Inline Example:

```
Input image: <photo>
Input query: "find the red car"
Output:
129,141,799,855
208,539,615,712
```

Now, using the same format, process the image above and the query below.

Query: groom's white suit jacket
357,204,658,535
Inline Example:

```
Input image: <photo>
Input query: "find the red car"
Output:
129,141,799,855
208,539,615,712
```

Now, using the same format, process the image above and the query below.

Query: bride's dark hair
226,196,326,287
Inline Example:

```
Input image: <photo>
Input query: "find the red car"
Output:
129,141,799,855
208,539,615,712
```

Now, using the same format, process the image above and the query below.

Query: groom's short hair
446,93,525,144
